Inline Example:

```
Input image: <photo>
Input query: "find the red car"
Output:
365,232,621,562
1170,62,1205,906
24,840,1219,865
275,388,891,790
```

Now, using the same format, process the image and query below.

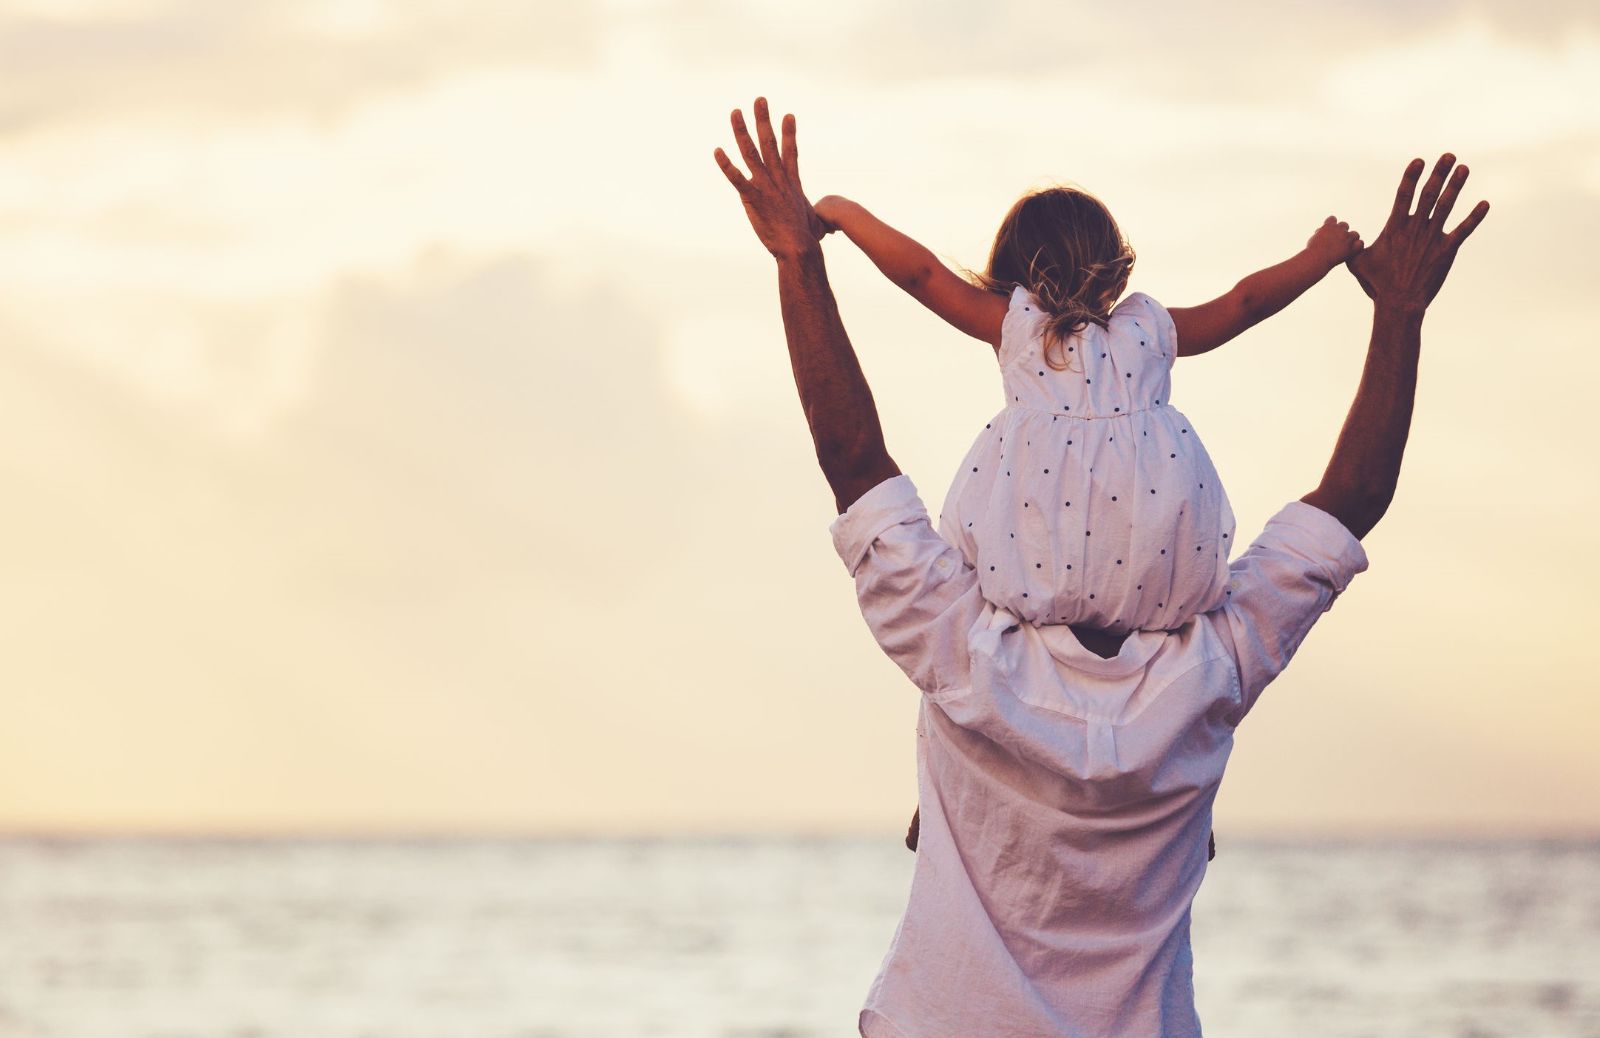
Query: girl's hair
965,185,1135,371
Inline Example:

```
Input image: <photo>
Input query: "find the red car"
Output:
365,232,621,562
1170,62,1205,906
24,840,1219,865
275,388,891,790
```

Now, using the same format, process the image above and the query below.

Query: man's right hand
1345,153,1489,313
713,97,824,263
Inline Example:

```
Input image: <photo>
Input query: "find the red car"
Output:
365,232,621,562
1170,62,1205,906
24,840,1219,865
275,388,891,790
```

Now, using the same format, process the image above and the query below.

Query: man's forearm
1301,304,1424,539
776,243,901,512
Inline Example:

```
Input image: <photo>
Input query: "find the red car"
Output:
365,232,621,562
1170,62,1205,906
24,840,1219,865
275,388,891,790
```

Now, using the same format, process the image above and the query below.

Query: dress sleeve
1122,292,1179,371
1210,500,1369,725
829,474,986,699
997,285,1043,368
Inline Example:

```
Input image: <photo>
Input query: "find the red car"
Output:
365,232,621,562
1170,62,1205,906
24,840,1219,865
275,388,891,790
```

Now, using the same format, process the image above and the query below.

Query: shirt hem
859,1008,914,1038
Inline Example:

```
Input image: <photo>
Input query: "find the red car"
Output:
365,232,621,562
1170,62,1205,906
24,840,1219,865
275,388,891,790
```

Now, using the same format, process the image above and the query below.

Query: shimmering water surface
0,836,1597,1037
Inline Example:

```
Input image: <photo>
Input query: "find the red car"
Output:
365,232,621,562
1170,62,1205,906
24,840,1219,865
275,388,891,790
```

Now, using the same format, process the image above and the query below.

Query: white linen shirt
829,474,1369,1038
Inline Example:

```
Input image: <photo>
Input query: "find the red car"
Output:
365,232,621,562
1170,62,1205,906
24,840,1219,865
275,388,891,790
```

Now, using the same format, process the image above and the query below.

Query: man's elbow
1302,483,1393,541
817,437,898,511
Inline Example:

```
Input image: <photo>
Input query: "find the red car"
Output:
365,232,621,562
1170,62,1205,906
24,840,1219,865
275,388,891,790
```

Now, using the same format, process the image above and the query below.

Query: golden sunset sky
0,0,1595,834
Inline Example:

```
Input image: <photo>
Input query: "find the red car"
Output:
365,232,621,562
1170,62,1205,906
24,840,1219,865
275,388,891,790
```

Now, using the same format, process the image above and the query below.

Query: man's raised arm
1301,154,1489,539
714,97,901,513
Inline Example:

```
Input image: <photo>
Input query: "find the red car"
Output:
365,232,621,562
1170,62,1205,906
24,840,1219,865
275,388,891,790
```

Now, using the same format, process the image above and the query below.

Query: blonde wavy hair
964,184,1135,371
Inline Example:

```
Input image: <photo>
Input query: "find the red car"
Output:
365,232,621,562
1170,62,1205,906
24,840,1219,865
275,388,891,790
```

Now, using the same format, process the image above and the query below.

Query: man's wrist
773,240,825,268
1372,297,1427,322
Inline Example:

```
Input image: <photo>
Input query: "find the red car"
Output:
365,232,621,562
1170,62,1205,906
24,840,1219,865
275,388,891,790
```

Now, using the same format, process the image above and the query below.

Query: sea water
0,836,1596,1037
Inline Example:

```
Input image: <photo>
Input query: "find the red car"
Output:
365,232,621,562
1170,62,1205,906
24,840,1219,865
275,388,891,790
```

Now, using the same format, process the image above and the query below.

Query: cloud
0,0,602,136
0,251,733,827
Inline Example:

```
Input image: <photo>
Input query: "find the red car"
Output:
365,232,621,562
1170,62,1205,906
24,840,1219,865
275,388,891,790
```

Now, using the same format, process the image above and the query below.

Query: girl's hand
813,194,847,237
1307,215,1363,269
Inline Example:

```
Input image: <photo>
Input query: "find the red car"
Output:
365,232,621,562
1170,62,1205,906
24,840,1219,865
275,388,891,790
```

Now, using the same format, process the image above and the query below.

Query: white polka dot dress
937,286,1236,633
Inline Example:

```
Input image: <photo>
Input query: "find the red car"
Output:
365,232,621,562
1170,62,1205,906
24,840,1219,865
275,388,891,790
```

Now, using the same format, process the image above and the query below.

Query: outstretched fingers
781,111,803,190
1413,153,1456,221
753,96,783,173
1430,163,1469,226
730,107,766,182
1387,157,1426,228
1446,199,1490,249
713,146,750,194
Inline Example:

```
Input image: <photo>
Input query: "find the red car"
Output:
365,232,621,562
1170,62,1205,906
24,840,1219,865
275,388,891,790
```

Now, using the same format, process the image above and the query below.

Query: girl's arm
1168,217,1363,357
817,195,1008,350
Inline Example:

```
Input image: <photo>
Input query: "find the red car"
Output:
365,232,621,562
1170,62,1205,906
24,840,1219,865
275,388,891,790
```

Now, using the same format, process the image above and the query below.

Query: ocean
0,836,1596,1037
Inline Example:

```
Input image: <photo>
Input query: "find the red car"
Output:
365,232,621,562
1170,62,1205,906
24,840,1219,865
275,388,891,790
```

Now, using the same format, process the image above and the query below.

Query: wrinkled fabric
939,287,1235,633
831,474,1368,1038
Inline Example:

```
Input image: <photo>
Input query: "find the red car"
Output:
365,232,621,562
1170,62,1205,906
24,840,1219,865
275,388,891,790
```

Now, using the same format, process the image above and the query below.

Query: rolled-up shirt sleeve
1214,500,1370,725
829,474,986,699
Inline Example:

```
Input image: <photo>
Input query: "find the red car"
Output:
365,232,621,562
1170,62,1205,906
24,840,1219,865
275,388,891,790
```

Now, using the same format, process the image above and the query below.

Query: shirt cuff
1265,499,1371,592
828,474,928,576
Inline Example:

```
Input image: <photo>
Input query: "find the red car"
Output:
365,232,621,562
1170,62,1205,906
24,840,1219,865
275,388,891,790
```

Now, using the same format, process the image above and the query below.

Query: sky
0,0,1596,835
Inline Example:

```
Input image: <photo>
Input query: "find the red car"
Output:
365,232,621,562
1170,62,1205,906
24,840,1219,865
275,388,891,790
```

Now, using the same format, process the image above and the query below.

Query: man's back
832,475,1368,1037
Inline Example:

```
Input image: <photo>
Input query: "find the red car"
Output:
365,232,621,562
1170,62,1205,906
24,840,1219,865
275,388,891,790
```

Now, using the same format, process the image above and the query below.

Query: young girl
814,186,1362,636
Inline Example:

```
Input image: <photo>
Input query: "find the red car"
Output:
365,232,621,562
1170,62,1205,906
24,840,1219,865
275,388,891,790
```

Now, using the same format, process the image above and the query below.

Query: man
714,97,1487,1037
